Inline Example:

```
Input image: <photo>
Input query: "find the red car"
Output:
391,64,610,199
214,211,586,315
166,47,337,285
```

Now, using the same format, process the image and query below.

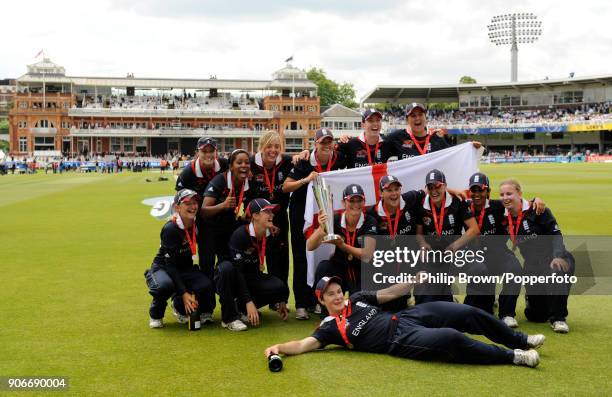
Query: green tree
0,119,8,134
306,67,357,108
459,76,477,84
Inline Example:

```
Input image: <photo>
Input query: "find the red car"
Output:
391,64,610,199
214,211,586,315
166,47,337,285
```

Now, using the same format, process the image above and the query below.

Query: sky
2,0,611,100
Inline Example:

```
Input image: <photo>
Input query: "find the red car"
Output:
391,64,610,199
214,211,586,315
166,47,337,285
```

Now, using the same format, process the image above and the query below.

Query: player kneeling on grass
265,276,545,368
145,189,216,328
215,199,290,331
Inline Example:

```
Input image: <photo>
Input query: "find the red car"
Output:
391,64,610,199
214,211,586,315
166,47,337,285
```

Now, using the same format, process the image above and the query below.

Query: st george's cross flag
303,142,484,286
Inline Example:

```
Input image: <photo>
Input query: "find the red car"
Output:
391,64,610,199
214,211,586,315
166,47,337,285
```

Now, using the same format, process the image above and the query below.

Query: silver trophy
312,176,339,242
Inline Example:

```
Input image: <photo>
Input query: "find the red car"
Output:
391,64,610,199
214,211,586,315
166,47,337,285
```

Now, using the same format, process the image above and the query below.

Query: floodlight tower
487,13,542,82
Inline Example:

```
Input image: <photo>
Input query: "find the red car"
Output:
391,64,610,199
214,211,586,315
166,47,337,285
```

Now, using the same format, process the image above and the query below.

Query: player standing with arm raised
336,109,396,168
386,103,481,159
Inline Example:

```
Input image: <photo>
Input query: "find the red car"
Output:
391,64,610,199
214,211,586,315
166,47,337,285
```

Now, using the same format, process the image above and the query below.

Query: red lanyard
430,196,446,236
263,164,278,199
334,301,353,349
365,141,380,166
174,217,197,260
229,178,246,216
383,203,401,240
471,202,486,230
507,210,524,246
315,151,335,173
344,225,357,249
408,129,431,156
249,226,267,272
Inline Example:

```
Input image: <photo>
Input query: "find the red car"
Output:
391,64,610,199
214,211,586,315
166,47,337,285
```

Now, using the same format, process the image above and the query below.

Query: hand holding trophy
312,176,340,242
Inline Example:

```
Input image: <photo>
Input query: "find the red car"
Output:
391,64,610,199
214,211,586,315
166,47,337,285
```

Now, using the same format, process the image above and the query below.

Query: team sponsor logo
355,301,368,308
448,214,455,226
523,220,530,233
488,214,495,225
402,139,414,148
255,174,264,182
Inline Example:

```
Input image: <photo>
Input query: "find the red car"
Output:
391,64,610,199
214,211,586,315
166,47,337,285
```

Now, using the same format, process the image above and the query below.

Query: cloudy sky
2,0,610,100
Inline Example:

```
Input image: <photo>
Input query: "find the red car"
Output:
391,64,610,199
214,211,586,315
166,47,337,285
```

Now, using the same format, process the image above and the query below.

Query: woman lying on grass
265,275,545,368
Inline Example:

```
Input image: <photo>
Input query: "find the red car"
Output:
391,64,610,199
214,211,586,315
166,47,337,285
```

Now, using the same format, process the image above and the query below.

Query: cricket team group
144,103,575,368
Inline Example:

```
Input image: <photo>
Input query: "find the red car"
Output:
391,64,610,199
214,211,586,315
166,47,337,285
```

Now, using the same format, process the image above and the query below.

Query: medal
249,224,267,272
430,195,446,237
507,210,524,247
334,300,353,349
177,217,197,262
471,202,486,230
383,202,401,241
344,225,357,261
263,164,278,201
230,179,246,219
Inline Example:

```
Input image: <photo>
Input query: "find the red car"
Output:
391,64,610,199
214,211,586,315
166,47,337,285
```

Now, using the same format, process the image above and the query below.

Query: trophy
312,176,339,242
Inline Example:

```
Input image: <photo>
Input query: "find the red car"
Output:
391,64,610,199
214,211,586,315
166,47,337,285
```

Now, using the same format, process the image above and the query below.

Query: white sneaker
513,349,540,368
222,319,248,331
295,308,310,320
502,316,518,328
200,312,214,324
149,318,164,329
172,306,188,324
527,334,546,349
551,320,570,333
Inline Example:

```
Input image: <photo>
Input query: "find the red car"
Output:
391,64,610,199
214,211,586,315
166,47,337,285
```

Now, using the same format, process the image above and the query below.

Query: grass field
1,163,612,396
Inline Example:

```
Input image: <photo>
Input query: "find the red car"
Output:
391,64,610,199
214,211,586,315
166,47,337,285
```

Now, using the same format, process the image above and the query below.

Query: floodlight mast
487,13,542,82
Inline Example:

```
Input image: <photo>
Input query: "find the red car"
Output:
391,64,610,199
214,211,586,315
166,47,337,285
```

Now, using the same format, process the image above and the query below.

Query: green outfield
1,163,611,396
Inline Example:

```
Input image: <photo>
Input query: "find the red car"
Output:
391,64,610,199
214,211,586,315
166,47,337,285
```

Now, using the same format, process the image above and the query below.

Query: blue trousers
388,302,527,364
145,264,215,320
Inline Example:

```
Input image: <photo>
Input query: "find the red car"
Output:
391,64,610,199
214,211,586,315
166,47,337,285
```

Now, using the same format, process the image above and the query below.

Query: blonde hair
499,178,522,194
258,130,282,153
